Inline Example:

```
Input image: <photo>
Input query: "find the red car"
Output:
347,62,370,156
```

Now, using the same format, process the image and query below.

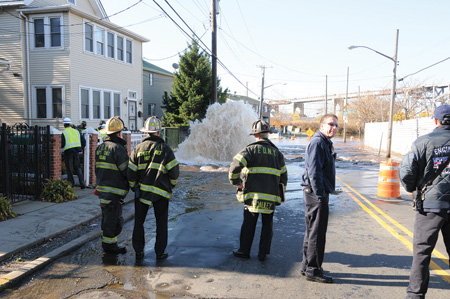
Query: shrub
40,178,78,203
0,197,17,221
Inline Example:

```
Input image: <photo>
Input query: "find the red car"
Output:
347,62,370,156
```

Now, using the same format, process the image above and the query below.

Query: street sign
306,128,315,137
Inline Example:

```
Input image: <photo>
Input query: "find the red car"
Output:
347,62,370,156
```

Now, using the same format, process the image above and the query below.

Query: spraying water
176,101,258,166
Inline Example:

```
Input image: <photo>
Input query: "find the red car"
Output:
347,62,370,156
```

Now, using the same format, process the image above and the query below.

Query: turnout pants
301,190,329,276
407,211,450,299
132,194,169,256
100,198,124,250
64,151,84,186
238,208,274,256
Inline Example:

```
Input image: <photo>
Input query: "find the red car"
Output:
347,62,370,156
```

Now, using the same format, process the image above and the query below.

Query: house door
128,101,137,131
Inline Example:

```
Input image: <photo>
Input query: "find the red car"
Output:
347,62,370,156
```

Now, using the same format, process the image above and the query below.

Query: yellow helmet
101,116,124,135
140,116,162,133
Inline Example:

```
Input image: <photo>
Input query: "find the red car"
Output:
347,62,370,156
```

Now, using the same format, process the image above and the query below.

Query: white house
0,0,149,130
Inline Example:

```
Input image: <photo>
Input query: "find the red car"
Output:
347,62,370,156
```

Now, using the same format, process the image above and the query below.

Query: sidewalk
0,188,135,291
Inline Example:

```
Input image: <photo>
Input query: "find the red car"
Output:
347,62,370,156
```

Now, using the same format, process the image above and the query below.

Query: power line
398,56,450,82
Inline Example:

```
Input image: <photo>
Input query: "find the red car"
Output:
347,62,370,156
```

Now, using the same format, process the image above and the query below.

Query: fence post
34,125,40,199
49,127,62,180
1,123,9,199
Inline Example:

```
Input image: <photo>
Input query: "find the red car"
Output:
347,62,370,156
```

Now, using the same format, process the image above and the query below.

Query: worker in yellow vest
61,118,86,189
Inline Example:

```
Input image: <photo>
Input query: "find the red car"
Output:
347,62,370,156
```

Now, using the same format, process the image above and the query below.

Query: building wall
0,9,25,124
69,13,144,129
142,70,173,119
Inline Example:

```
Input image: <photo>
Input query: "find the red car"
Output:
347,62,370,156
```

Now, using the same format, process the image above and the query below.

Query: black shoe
156,252,168,260
233,250,250,259
305,273,333,283
258,253,266,261
136,252,144,260
300,269,306,276
81,185,86,189
104,246,127,254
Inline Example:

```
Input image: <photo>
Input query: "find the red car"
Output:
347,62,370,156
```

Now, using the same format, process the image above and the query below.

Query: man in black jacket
229,120,288,261
95,116,129,254
301,113,338,283
400,105,450,299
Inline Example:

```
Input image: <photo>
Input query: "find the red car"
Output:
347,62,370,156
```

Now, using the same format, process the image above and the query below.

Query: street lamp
259,82,286,119
348,29,399,158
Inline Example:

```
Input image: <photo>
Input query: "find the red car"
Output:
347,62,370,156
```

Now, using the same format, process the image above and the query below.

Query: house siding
69,13,144,128
143,70,173,119
0,8,25,124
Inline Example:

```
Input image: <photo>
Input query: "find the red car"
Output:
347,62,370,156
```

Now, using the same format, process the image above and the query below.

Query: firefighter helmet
100,116,125,135
140,116,162,133
250,119,270,135
63,118,72,124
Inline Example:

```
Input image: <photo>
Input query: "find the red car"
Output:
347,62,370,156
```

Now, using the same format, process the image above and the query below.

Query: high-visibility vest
62,127,81,151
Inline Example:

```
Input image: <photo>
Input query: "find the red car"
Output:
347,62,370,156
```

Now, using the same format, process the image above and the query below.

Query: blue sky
102,0,450,104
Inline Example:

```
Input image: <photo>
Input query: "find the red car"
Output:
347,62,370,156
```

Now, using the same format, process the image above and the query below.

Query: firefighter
95,116,129,254
61,118,86,189
229,119,288,261
128,116,179,260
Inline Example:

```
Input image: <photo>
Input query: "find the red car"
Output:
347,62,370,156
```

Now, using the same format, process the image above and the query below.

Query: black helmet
250,120,270,135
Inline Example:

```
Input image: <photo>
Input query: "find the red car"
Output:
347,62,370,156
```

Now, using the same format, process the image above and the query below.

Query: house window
107,32,114,58
93,90,101,119
84,23,93,52
117,36,124,61
149,73,153,86
34,86,63,118
50,17,61,47
68,0,75,4
128,91,137,100
114,93,121,116
80,87,121,120
126,39,133,64
81,88,90,119
32,16,63,49
148,103,156,117
34,19,45,48
96,28,104,56
104,92,111,119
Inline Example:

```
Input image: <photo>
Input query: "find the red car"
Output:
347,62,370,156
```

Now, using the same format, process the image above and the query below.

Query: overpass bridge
268,84,449,117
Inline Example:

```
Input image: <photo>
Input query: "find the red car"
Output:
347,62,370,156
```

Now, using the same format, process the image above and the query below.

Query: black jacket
399,125,450,210
229,138,288,214
128,135,179,205
95,135,129,202
302,131,336,200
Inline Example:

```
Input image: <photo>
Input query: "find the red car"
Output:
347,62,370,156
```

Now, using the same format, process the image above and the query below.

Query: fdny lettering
137,149,162,158
257,202,273,210
257,146,276,156
96,149,110,160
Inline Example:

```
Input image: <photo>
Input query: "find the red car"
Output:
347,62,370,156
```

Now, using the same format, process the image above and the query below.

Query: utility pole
257,65,272,120
211,0,218,104
343,67,349,143
386,29,399,158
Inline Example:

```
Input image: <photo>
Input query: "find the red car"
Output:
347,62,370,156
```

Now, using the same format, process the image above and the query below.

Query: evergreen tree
162,39,228,126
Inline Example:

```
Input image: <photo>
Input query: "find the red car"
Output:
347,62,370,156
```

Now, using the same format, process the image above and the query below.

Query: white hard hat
63,118,72,124
140,116,162,133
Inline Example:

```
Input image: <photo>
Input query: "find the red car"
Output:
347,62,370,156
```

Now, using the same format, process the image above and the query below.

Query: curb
0,201,135,293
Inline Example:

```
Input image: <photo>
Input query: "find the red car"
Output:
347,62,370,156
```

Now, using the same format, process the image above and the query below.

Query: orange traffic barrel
376,159,401,201
291,136,295,140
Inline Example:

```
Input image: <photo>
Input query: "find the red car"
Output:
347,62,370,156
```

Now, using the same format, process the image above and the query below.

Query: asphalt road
2,158,449,299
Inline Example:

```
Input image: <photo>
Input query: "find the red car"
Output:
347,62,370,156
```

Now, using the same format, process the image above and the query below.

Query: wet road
2,137,449,298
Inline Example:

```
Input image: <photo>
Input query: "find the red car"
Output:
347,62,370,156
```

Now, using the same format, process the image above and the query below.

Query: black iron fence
0,123,51,203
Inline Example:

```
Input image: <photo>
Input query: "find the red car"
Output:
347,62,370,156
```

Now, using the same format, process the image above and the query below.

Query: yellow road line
337,177,450,283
